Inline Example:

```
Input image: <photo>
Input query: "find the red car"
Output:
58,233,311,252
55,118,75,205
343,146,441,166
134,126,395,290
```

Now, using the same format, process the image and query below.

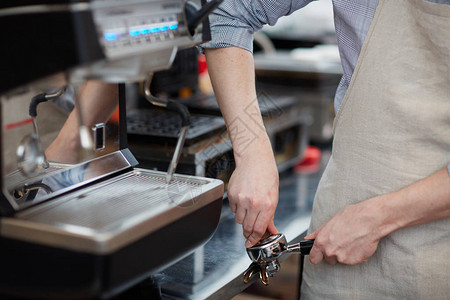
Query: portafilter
244,233,314,285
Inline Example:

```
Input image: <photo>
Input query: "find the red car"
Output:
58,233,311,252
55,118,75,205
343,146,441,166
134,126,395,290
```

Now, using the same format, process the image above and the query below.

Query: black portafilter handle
29,93,48,118
299,239,315,255
185,0,223,35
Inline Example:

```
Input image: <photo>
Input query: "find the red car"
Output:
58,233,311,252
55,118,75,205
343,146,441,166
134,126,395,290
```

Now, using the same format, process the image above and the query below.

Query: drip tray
1,169,224,254
0,169,223,299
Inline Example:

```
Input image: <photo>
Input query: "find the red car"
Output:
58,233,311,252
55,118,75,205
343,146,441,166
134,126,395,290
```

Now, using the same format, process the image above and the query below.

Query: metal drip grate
20,171,207,232
127,109,225,142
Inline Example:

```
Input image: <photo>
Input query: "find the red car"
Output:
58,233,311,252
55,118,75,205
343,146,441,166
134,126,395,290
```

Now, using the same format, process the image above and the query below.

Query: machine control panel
91,0,192,60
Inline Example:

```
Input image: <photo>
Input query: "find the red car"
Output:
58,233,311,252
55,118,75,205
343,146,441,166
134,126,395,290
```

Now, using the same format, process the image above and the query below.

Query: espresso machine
0,0,224,299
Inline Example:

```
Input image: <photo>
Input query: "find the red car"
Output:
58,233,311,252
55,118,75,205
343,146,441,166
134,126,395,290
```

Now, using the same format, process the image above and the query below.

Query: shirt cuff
201,23,255,52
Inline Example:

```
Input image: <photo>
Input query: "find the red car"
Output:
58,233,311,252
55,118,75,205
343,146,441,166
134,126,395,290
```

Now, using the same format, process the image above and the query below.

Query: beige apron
301,0,450,299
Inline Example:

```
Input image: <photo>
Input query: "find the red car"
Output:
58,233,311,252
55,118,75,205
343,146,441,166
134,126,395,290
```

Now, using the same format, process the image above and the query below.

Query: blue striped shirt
202,0,450,174
203,0,379,112
203,0,449,112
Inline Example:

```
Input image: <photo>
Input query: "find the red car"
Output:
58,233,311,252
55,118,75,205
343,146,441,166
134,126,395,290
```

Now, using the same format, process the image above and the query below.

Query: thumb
304,230,318,240
305,224,325,240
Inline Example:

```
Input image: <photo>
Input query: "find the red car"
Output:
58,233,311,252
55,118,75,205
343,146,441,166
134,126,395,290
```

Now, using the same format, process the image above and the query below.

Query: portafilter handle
246,233,314,263
287,239,315,255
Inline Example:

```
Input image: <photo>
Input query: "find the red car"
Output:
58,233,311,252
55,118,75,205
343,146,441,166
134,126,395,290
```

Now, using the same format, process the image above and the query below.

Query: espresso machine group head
0,0,224,298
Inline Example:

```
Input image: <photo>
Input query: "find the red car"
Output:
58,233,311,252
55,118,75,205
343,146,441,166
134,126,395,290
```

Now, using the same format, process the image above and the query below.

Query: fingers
234,204,246,225
242,209,259,240
245,211,273,247
310,243,338,265
229,199,237,214
229,190,245,223
307,228,360,265
308,228,325,264
267,220,278,235
309,245,324,265
229,190,277,248
307,226,335,265
304,232,317,240
305,223,325,240
324,255,338,265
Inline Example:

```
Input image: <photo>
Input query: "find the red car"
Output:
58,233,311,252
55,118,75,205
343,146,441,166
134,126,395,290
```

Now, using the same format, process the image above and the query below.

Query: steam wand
143,75,191,183
18,87,68,176
29,87,68,162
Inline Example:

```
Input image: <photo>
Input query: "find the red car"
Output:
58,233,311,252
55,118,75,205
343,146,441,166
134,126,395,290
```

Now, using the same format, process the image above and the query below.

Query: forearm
205,47,271,159
46,81,118,163
205,47,279,247
376,167,450,238
78,81,118,127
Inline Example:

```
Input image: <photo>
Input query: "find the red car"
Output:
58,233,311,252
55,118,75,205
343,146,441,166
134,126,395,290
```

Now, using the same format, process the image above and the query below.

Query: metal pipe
143,75,191,184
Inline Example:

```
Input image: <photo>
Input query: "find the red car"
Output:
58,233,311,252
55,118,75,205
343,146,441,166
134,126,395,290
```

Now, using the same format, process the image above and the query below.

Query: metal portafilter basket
244,233,314,286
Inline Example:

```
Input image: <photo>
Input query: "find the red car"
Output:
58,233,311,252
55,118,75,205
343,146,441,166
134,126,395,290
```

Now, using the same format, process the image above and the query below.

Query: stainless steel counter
157,152,328,300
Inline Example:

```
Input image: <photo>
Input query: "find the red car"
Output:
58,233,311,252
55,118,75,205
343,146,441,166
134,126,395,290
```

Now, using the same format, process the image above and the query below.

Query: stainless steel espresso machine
0,0,224,298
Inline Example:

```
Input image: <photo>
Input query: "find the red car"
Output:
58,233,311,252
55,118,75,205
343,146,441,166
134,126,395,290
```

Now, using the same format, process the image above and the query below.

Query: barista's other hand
228,139,279,248
305,195,389,265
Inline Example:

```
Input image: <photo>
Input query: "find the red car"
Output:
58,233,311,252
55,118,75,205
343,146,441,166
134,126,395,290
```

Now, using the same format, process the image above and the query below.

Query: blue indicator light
169,24,178,30
104,32,118,41
160,26,169,31
140,28,150,35
129,29,140,37
150,27,160,33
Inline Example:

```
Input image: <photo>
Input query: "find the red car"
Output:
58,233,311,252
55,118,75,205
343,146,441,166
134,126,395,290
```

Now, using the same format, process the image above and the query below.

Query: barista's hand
306,167,450,265
305,196,388,265
228,139,279,248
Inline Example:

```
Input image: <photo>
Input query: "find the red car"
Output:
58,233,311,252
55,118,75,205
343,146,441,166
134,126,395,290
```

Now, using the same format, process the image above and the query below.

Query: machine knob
185,0,223,36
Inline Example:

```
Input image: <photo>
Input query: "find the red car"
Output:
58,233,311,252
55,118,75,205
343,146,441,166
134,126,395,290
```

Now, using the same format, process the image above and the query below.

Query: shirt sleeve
202,0,313,52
